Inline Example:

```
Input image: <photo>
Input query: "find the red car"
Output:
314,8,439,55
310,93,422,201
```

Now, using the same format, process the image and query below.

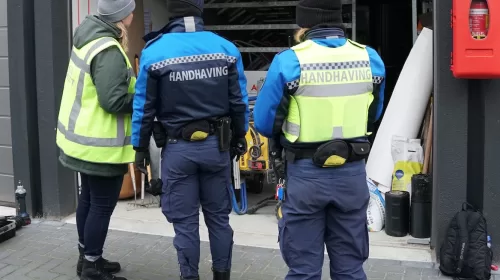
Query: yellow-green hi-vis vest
283,39,374,143
57,37,136,164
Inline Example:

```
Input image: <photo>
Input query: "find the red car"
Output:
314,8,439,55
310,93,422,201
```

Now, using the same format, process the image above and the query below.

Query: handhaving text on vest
300,69,372,84
169,66,229,82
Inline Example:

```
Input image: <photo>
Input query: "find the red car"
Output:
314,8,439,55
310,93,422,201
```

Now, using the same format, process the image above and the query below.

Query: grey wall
432,0,500,263
431,0,468,252
34,0,77,217
5,0,76,216
0,0,14,203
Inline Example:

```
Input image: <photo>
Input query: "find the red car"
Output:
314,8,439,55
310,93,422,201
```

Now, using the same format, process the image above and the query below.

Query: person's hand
135,150,150,174
231,137,247,161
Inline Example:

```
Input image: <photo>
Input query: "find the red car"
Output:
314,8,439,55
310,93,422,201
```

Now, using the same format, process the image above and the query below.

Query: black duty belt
169,121,217,143
152,120,219,147
286,149,315,161
285,140,371,167
202,123,216,135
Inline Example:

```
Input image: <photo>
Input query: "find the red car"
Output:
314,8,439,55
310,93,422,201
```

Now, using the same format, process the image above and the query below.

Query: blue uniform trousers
279,159,370,280
161,136,234,278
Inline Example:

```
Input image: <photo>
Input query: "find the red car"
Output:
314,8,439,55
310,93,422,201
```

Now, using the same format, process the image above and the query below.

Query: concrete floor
0,221,443,280
1,189,433,264
67,186,433,263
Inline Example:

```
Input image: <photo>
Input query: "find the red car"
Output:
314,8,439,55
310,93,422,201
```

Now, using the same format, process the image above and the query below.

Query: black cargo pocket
160,179,173,222
362,225,369,260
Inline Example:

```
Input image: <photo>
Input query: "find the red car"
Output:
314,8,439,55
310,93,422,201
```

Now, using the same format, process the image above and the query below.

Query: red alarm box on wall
451,0,500,79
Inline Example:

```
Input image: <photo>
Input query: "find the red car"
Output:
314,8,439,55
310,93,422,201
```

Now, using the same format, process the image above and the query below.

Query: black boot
77,246,121,276
213,269,230,280
80,257,127,280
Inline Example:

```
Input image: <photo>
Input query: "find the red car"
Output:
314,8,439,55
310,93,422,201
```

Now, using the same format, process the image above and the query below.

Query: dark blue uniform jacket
253,28,386,148
132,17,249,149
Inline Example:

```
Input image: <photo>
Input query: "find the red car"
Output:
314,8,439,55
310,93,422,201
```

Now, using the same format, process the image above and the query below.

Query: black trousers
76,173,123,257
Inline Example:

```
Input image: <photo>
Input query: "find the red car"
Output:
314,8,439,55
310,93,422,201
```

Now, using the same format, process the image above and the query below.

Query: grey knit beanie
98,0,136,23
296,0,342,28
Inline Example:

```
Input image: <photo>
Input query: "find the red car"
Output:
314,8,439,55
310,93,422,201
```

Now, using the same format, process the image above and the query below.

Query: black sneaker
77,246,121,276
80,257,127,280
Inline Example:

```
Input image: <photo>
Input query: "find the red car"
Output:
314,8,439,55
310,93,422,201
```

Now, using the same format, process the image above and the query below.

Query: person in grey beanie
57,1,135,280
98,0,135,24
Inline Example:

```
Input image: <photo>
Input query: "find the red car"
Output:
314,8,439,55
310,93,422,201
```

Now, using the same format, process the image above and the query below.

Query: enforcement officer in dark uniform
254,0,386,279
131,1,249,280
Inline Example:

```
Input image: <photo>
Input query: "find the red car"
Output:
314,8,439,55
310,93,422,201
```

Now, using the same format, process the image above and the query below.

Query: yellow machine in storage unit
238,97,272,194
230,86,283,216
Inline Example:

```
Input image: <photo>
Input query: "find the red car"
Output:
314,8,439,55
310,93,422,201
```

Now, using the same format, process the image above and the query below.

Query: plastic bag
391,135,424,194
367,178,386,232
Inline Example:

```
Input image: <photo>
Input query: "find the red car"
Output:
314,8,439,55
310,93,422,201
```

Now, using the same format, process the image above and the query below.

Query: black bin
410,174,433,238
385,191,410,237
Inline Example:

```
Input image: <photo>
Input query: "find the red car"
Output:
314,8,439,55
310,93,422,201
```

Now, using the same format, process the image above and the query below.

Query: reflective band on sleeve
282,120,300,136
286,79,300,90
295,82,373,97
332,126,344,138
184,16,196,32
62,37,130,148
373,76,384,84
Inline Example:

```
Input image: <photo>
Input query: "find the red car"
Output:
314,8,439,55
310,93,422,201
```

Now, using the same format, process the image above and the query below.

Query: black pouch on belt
348,141,371,162
181,120,211,141
312,140,350,167
312,140,371,168
152,121,167,148
216,117,231,152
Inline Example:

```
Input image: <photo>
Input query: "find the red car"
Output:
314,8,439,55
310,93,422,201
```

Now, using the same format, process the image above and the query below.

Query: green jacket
59,15,135,177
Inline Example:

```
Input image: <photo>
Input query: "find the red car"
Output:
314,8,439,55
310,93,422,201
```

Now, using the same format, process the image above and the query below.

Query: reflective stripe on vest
283,39,374,143
56,37,136,164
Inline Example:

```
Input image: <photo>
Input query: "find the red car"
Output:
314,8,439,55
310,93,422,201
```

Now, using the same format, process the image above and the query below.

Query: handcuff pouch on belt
216,117,231,152
181,120,212,142
312,140,371,168
152,121,167,148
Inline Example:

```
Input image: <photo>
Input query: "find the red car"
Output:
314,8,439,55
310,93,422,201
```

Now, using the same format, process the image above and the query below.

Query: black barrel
410,174,433,238
385,191,410,237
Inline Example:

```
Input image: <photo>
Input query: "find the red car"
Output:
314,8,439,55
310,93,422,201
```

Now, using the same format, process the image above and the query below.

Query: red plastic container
451,0,500,79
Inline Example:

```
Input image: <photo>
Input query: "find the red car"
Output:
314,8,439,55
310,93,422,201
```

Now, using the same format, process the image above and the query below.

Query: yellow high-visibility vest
56,37,136,164
282,39,374,143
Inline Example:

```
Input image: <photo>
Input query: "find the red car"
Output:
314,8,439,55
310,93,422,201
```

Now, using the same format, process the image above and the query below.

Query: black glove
269,136,282,160
135,150,150,174
145,178,163,196
231,137,247,161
